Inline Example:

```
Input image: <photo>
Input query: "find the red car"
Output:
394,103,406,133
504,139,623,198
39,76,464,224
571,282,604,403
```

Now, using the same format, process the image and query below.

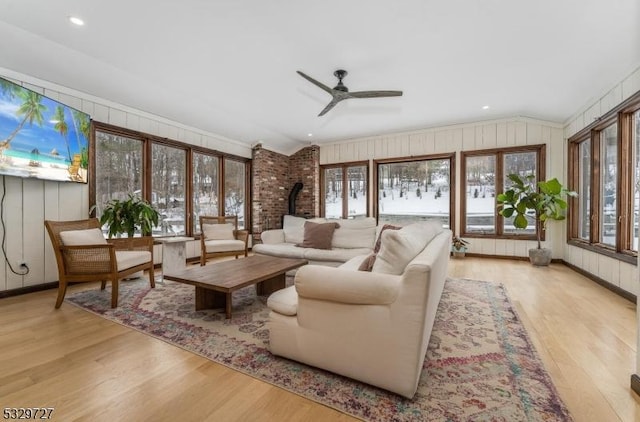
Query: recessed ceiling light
307,133,313,137
482,105,490,110
69,16,85,26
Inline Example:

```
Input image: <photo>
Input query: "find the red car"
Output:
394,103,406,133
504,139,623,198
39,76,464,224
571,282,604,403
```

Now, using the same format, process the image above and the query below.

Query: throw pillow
372,222,442,275
296,221,340,250
202,223,235,240
373,224,401,253
357,253,377,271
59,228,107,246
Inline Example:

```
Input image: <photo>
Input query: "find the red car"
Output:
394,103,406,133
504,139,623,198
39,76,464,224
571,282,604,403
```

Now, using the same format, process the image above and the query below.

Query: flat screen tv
0,77,90,183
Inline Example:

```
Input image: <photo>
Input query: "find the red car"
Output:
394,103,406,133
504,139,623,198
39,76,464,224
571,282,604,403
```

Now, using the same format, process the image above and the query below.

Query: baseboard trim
562,260,636,303
465,253,528,261
0,281,58,299
631,374,640,396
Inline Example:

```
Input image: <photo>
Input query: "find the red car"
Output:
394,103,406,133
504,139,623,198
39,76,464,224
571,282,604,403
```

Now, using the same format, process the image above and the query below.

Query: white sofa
253,215,377,266
267,222,451,398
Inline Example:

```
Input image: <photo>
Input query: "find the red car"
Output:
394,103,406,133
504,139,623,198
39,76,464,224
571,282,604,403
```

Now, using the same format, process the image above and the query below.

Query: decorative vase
528,248,552,266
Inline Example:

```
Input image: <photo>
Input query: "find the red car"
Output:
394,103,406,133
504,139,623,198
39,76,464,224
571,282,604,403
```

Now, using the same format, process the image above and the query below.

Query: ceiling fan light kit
297,69,403,116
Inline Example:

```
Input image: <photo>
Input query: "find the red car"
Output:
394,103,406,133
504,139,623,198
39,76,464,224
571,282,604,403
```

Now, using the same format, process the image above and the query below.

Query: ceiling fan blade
318,98,342,117
297,71,333,95
349,90,403,99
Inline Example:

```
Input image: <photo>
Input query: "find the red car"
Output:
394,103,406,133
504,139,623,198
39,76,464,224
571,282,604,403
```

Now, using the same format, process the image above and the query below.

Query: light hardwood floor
0,257,638,421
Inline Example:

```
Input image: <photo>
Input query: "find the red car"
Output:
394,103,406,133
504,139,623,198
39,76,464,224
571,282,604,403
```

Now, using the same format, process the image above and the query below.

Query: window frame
320,160,369,219
567,90,640,264
90,122,251,237
373,153,456,230
460,144,545,240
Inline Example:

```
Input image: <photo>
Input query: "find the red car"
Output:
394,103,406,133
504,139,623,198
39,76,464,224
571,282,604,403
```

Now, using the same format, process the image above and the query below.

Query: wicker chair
199,215,249,265
44,218,155,308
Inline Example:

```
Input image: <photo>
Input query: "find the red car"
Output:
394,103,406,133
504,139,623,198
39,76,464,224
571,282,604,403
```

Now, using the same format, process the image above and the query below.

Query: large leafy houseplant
496,174,576,265
98,194,159,238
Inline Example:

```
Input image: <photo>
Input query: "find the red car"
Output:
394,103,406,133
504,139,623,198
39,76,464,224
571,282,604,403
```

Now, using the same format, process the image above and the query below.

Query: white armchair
267,225,451,398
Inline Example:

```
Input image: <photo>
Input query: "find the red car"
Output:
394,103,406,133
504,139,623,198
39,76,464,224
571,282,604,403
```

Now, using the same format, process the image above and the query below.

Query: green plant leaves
496,174,578,249
99,194,159,238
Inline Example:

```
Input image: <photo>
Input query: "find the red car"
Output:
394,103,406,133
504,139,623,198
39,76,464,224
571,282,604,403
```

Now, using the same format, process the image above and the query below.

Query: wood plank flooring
0,257,638,421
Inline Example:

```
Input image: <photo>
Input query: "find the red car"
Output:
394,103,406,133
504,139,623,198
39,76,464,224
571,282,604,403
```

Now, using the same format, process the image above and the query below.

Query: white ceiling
0,0,639,154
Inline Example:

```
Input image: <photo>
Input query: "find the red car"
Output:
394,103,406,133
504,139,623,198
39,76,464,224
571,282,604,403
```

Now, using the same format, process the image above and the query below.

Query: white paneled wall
562,64,640,299
320,117,565,260
0,68,251,292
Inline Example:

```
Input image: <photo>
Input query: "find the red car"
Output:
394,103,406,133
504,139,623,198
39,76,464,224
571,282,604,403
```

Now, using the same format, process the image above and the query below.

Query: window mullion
590,130,601,245
495,151,504,236
342,165,349,219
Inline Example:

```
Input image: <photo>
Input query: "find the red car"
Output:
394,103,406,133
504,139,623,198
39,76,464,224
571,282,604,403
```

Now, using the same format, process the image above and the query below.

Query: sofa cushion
115,250,151,271
374,224,402,253
283,215,326,244
372,221,443,275
59,228,107,246
303,247,372,263
253,243,306,259
330,217,377,249
267,285,298,316
204,239,245,253
340,254,370,271
357,224,401,272
202,223,235,240
296,221,339,250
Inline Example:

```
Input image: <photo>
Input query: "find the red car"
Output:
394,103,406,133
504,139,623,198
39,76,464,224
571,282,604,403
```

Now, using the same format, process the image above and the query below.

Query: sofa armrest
261,229,285,244
295,265,401,305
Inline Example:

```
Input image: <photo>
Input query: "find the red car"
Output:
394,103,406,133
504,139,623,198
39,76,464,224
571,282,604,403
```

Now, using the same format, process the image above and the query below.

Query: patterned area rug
66,278,572,422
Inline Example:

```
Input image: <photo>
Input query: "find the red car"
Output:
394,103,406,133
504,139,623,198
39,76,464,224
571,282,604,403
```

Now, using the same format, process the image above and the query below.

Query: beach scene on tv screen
0,78,90,183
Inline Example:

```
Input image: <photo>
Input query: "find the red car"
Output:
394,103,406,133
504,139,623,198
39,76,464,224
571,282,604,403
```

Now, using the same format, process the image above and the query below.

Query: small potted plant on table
451,236,470,258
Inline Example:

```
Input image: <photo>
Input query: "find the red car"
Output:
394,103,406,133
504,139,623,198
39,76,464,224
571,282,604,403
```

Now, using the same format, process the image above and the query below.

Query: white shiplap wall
561,64,640,380
320,117,565,260
0,68,251,292
562,64,640,299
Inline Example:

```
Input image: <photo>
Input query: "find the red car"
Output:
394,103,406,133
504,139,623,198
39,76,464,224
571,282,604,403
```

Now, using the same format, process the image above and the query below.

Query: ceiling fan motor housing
333,69,349,92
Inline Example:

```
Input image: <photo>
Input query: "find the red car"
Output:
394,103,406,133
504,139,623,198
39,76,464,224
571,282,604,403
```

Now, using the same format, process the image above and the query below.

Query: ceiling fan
297,69,403,116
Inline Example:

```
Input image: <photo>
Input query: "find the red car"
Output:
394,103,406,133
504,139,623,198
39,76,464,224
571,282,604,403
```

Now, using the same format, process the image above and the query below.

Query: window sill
567,239,637,265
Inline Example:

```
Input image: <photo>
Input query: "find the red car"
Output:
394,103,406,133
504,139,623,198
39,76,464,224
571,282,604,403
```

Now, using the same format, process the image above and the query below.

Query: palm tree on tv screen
0,90,46,153
53,105,72,162
71,110,90,168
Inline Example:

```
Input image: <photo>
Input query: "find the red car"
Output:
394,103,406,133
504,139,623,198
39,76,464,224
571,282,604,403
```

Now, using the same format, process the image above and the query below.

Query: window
375,154,453,227
502,151,538,235
464,155,496,234
224,158,247,228
568,91,640,261
633,110,640,250
461,145,544,239
578,139,591,240
91,123,250,238
600,123,617,247
192,152,219,233
152,143,186,236
321,162,368,219
94,130,143,218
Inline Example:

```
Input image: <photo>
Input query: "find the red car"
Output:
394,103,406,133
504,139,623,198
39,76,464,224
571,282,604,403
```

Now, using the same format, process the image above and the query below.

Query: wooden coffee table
163,255,307,319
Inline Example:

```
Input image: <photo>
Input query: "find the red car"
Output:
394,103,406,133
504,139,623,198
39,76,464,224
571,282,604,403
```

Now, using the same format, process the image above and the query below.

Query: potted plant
451,236,470,258
496,174,577,266
98,194,160,238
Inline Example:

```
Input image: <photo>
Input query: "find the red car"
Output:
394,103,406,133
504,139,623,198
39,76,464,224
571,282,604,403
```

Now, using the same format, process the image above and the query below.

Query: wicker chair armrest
59,244,116,274
234,230,249,246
